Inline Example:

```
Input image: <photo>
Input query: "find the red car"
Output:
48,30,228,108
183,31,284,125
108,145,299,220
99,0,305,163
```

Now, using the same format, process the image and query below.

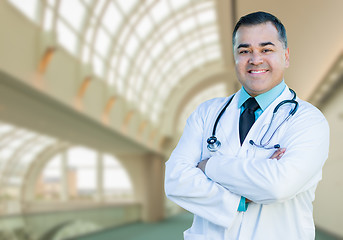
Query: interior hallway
0,0,342,239
72,212,341,240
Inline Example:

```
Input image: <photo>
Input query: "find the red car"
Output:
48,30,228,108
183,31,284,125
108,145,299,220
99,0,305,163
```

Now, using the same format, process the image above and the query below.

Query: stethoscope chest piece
207,136,221,152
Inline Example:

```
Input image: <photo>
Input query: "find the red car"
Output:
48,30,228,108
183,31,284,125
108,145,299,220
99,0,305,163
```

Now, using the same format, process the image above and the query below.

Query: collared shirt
238,80,286,118
237,80,286,211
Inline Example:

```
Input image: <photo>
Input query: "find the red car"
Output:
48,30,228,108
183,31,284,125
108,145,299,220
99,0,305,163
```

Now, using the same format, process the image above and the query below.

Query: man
164,11,329,240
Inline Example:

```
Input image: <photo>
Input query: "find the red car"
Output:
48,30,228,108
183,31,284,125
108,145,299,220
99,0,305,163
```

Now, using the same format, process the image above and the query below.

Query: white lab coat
165,86,329,240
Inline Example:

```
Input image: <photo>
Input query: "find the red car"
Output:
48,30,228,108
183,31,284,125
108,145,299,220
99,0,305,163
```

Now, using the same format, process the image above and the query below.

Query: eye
239,50,249,54
262,49,272,53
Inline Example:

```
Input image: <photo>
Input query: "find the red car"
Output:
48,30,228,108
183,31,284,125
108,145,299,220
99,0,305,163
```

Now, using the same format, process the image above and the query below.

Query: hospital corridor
0,0,342,239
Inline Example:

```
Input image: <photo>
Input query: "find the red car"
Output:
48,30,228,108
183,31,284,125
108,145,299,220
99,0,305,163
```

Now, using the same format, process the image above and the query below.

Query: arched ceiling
2,0,343,144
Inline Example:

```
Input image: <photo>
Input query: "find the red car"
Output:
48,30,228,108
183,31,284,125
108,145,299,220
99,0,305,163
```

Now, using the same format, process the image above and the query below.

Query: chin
246,85,268,96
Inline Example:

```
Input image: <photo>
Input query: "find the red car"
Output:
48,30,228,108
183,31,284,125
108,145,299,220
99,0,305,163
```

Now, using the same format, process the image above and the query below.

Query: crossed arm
165,102,329,227
197,148,287,203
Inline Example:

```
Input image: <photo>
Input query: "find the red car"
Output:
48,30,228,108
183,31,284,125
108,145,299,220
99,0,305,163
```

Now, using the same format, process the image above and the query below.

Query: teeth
250,70,267,73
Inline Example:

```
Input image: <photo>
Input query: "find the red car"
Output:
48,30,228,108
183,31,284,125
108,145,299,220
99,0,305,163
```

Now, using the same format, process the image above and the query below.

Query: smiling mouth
248,69,269,74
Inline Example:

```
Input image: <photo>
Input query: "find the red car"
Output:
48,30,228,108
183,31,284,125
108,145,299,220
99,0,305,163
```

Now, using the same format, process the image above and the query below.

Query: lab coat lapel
216,91,242,156
213,87,293,156
241,87,293,149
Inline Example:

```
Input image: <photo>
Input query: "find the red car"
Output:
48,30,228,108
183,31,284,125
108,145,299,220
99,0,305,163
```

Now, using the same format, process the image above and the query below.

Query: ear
284,47,290,68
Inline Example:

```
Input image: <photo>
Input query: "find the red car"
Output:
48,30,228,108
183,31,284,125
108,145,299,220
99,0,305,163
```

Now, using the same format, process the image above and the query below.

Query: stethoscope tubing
207,89,298,151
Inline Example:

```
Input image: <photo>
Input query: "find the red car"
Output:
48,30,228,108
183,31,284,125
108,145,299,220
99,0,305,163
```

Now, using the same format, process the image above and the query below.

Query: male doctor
164,11,329,240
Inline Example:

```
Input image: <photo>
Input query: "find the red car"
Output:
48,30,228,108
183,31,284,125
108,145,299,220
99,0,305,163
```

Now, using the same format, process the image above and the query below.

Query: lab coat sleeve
165,102,241,229
205,103,330,204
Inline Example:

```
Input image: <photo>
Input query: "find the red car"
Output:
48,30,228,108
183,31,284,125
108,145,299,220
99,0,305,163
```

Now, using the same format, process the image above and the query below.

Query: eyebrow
237,42,275,49
237,43,250,49
260,42,275,47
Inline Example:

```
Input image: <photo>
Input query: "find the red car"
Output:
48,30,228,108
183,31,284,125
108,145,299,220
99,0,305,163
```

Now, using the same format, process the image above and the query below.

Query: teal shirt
237,80,286,212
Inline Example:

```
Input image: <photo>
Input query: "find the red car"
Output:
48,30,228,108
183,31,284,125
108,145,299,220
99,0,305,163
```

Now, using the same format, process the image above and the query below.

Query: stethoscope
207,89,298,152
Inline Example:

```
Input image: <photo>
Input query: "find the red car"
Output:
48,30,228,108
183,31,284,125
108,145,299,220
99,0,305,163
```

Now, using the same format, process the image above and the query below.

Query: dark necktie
239,97,260,145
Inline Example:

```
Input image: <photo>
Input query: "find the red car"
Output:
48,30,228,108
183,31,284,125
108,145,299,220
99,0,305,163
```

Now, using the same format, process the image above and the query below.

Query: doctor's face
233,22,290,97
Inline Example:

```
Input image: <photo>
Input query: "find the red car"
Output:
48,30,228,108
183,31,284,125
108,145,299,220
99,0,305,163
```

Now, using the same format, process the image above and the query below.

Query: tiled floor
73,212,341,240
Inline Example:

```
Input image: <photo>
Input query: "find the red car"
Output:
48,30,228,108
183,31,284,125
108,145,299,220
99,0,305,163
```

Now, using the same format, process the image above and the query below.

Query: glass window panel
108,69,115,85
47,0,56,7
21,139,55,166
197,10,216,25
206,51,221,61
43,8,54,31
126,36,139,57
82,0,93,6
134,75,144,92
172,65,189,82
163,28,179,45
93,55,104,77
118,57,129,77
179,17,197,34
104,169,132,192
140,103,147,113
95,28,111,58
0,148,13,160
37,154,61,200
59,0,85,30
151,112,158,123
160,60,173,76
77,169,96,190
7,176,22,186
7,133,33,150
85,27,94,44
102,2,122,35
204,45,219,53
192,56,206,68
117,26,131,49
202,33,218,44
127,88,133,101
82,45,90,63
117,0,137,14
103,153,132,191
147,68,159,86
171,49,187,63
117,78,124,94
187,40,202,53
150,1,169,23
142,91,149,101
8,0,38,23
136,16,153,39
111,55,120,69
94,0,106,16
150,41,164,58
57,20,78,55
68,147,96,167
195,1,214,12
170,0,190,11
0,123,13,135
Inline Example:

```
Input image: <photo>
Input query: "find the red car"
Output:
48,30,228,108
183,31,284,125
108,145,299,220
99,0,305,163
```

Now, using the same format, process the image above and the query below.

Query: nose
248,52,263,65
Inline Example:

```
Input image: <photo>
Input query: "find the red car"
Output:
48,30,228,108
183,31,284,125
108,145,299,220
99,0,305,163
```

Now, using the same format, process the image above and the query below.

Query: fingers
196,159,209,173
270,148,286,160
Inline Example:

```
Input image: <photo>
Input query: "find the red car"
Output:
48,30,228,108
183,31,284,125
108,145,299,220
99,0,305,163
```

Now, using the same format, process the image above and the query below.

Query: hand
270,148,286,160
197,159,209,173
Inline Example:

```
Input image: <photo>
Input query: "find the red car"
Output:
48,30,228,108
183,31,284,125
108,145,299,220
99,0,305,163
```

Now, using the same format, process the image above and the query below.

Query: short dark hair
232,11,288,48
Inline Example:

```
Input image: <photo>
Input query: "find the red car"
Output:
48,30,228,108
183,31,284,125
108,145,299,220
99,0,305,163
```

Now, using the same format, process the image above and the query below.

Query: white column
60,150,69,201
95,152,104,202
